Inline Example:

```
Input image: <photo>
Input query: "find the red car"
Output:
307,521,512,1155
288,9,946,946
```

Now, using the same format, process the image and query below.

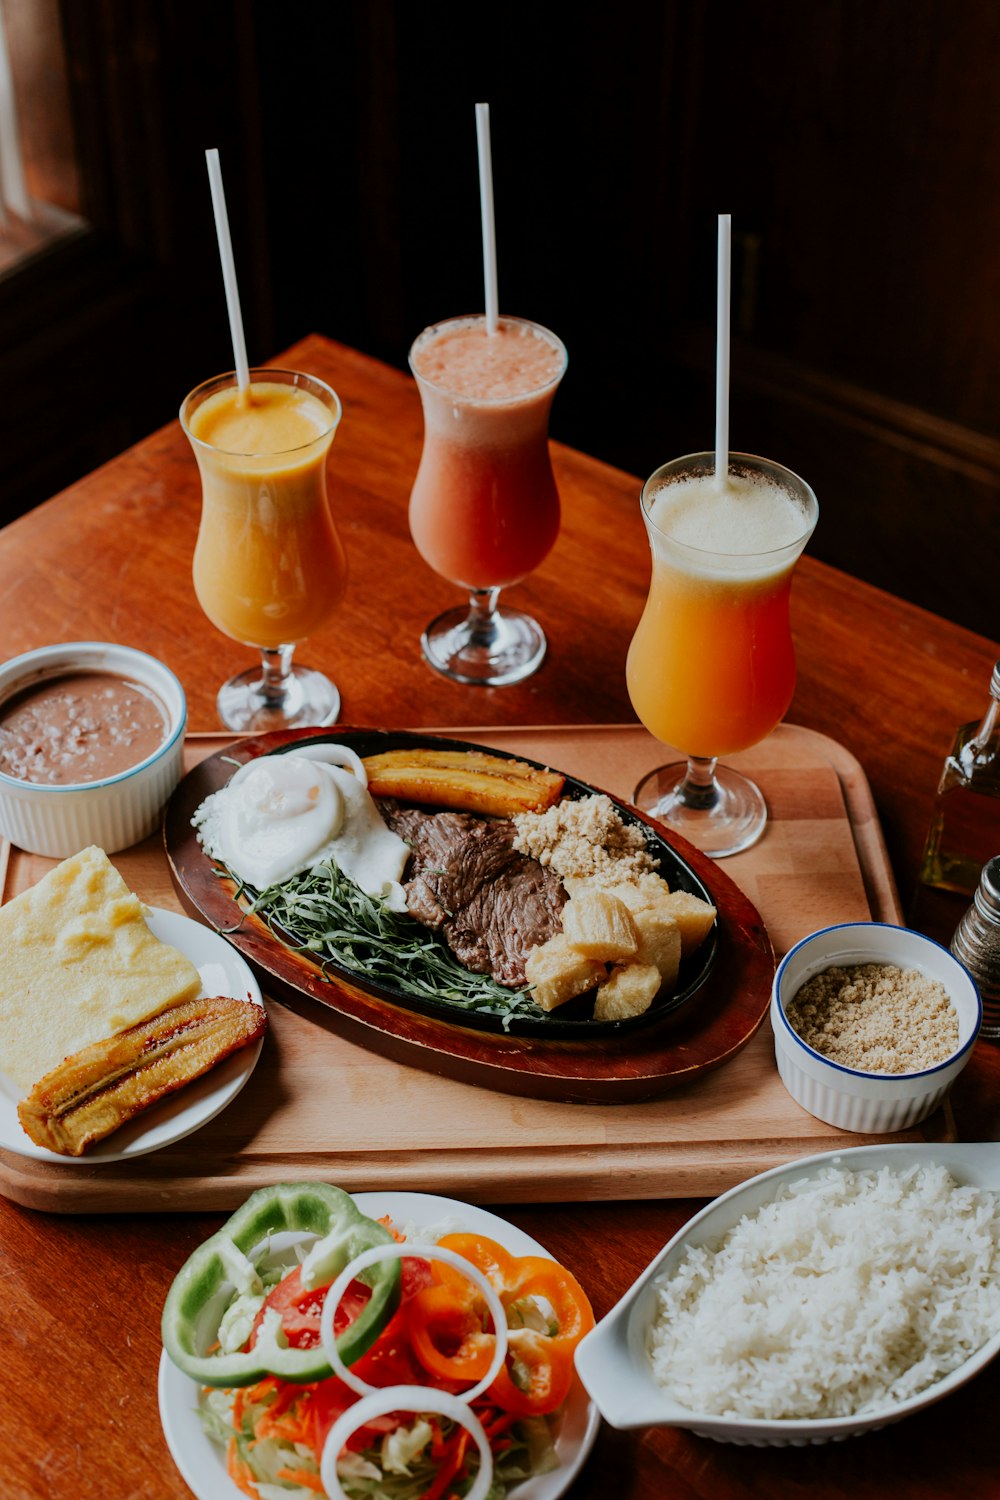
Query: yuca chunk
525,933,605,1012
569,871,669,908
593,962,662,1021
561,888,638,961
658,891,717,956
633,907,682,987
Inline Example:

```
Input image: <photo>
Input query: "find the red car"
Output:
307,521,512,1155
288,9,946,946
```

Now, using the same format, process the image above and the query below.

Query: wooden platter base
0,722,953,1214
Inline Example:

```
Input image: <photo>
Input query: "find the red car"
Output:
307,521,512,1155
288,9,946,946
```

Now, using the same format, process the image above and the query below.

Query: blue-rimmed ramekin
0,643,187,857
771,921,982,1133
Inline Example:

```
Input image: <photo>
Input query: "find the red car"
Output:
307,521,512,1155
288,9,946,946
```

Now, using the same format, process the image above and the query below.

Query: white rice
647,1164,1000,1420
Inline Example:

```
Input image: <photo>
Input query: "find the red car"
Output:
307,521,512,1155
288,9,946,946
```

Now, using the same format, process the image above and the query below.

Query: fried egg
193,748,410,908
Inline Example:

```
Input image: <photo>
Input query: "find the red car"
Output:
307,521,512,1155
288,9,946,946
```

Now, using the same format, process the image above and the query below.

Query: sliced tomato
247,1254,431,1354
248,1265,371,1351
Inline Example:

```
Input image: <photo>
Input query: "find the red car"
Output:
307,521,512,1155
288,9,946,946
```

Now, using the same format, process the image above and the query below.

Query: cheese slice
0,846,202,1091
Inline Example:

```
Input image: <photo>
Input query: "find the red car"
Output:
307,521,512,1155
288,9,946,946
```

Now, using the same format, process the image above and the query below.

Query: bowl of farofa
771,921,982,1133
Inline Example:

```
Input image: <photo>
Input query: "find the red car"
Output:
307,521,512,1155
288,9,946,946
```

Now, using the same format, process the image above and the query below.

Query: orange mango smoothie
185,377,346,650
408,316,567,590
626,467,816,758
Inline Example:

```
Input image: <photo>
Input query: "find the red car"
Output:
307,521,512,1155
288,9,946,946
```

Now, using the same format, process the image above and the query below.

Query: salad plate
0,907,265,1163
164,729,774,1103
158,1189,601,1500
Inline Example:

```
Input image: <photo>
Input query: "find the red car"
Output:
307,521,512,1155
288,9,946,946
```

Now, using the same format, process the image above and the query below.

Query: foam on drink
628,458,818,756
411,317,564,401
646,470,812,577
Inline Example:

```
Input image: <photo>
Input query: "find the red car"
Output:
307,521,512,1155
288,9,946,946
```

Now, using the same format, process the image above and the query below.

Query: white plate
0,907,265,1163
159,1190,601,1500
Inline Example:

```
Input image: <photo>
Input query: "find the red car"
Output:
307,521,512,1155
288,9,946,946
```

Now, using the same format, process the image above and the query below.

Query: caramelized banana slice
17,994,266,1156
362,748,564,817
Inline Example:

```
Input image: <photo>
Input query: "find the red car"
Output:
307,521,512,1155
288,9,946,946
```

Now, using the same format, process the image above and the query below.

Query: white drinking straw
205,147,250,393
475,103,499,335
715,212,732,486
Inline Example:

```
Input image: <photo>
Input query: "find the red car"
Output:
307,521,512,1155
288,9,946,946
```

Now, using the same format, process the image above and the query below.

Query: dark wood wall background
1,0,997,642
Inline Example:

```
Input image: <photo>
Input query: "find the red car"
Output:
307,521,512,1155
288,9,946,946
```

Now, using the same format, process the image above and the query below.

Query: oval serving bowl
164,728,775,1103
574,1141,1000,1445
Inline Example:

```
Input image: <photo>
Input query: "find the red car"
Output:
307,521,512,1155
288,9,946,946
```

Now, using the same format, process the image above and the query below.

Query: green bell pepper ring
161,1182,401,1387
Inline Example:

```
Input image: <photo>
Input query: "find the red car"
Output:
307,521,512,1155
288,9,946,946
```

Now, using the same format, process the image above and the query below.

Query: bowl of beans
771,922,982,1133
0,642,186,857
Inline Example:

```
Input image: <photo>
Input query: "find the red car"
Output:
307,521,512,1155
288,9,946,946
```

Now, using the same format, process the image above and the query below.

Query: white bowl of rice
770,921,981,1134
574,1142,1000,1445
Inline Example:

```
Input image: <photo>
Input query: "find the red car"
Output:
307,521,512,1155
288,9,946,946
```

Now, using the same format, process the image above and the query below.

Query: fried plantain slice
17,994,267,1156
362,747,564,817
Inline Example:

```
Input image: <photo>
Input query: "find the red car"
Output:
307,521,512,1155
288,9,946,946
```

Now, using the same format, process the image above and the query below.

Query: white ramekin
771,921,982,1133
0,643,187,857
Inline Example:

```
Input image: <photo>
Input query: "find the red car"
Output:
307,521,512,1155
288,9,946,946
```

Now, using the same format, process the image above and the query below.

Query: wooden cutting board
0,722,952,1214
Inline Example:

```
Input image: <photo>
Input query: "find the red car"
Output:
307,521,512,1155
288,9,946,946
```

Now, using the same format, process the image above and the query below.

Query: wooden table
2,335,998,1500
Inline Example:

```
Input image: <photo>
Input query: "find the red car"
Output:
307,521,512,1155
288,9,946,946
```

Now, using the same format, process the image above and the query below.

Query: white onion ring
319,1383,493,1500
318,1241,508,1402
292,741,368,786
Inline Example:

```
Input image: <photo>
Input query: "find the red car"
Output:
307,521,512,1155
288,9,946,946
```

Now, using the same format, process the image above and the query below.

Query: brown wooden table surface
2,334,999,1500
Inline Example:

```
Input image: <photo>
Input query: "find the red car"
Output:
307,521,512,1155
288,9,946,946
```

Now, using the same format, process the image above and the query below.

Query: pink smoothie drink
408,315,567,590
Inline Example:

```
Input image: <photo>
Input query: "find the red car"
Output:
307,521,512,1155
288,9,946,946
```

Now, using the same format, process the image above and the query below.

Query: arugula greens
230,858,547,1028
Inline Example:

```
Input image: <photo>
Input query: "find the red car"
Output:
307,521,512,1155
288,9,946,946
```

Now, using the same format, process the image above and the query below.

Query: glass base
421,603,547,687
216,663,341,733
633,760,768,858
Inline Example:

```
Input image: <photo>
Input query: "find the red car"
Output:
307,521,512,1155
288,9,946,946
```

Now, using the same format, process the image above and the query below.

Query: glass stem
677,755,720,811
257,645,295,706
465,587,502,649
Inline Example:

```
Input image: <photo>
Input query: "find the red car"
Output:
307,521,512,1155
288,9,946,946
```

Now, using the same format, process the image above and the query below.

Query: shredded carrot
253,1388,315,1447
378,1213,407,1243
226,1437,259,1499
482,1409,517,1441
421,1428,470,1500
241,1375,281,1407
427,1416,447,1459
276,1466,325,1491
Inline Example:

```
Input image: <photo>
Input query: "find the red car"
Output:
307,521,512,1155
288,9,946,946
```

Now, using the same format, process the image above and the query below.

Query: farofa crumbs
785,962,958,1073
512,794,657,888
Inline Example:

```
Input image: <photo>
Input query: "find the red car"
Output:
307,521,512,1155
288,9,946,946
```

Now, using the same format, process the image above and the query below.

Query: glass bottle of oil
921,661,1000,896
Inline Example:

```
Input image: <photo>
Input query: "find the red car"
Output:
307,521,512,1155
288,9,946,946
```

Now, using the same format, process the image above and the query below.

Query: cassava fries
362,747,564,817
524,933,605,1012
561,888,638,961
593,962,662,1021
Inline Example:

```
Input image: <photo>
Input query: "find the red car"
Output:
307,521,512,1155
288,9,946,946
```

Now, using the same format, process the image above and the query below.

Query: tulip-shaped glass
408,315,567,686
626,452,818,856
181,368,346,732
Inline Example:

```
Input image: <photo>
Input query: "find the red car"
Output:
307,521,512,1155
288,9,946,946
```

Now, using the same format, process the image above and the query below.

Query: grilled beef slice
383,804,566,987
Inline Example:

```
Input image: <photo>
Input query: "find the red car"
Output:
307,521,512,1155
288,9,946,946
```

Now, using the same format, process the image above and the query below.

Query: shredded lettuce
217,1288,268,1354
199,1382,561,1500
380,1418,433,1475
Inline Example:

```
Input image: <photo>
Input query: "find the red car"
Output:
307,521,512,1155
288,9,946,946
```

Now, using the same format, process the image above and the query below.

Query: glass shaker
950,855,1000,1039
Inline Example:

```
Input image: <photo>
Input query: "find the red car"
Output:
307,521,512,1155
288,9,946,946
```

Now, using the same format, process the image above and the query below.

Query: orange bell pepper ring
406,1233,594,1416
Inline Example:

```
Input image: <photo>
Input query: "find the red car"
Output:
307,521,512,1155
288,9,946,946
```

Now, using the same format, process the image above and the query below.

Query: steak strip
384,804,567,987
